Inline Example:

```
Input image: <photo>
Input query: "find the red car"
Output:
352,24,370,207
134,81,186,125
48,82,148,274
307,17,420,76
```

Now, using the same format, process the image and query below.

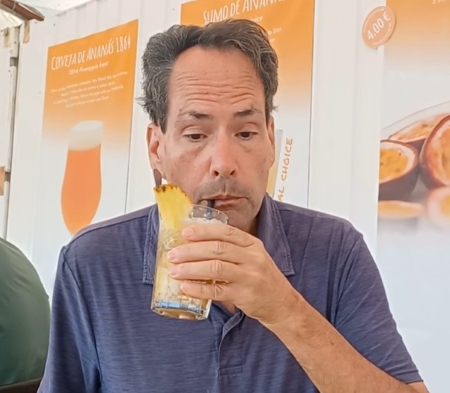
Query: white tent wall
0,10,22,29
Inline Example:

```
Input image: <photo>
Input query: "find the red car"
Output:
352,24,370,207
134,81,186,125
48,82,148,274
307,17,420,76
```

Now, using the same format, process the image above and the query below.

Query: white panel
346,0,385,254
7,20,55,258
125,0,173,213
166,0,184,26
0,28,14,235
308,0,383,254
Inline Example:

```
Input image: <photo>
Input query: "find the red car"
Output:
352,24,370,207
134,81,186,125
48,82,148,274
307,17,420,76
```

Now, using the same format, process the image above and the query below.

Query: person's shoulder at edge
272,198,361,240
59,205,156,265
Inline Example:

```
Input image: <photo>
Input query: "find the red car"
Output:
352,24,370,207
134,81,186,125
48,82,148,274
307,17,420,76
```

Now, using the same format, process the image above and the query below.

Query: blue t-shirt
38,196,422,392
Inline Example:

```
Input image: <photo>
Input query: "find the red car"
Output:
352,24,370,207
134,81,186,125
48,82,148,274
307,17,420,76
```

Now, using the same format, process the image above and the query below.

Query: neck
241,216,258,236
248,218,258,236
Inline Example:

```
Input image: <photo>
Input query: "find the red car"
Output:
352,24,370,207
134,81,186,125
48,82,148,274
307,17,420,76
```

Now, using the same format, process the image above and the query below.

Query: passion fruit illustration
379,140,419,201
426,187,450,231
388,113,448,152
420,115,450,190
378,200,424,220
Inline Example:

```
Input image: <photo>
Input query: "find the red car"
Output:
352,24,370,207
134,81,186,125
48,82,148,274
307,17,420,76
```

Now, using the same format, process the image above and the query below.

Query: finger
167,240,246,264
182,224,255,247
169,260,240,282
180,281,230,302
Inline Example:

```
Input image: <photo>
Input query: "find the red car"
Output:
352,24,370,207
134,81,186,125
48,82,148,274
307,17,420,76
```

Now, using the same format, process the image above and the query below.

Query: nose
209,134,238,178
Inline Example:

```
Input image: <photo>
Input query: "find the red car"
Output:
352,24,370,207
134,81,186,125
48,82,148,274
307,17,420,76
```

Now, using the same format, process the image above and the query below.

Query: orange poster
376,1,450,392
32,20,138,294
40,20,138,236
181,0,315,206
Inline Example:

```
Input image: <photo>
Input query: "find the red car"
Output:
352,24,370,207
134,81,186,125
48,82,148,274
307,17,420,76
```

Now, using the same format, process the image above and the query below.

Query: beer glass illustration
61,120,103,235
266,129,284,197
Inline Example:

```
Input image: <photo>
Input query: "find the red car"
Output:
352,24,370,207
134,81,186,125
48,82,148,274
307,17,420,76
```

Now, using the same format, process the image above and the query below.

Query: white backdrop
1,0,443,391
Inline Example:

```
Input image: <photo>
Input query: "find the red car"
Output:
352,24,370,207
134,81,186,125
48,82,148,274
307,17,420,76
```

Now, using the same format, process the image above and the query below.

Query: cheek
163,152,203,190
245,149,272,182
266,149,274,167
258,142,275,169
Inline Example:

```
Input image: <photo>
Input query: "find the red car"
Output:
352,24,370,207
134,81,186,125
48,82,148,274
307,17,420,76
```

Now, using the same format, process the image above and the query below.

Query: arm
266,294,428,393
38,248,101,393
264,234,428,393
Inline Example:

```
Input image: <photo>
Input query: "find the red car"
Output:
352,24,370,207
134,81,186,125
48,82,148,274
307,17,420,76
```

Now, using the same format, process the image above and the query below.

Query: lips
205,196,242,207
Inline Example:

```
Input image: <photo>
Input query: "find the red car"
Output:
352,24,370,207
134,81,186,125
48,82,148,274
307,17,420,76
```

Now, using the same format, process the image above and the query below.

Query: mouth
201,195,243,207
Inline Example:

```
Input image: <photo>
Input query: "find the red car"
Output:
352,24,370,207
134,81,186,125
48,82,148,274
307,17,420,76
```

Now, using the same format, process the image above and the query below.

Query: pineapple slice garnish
153,184,192,231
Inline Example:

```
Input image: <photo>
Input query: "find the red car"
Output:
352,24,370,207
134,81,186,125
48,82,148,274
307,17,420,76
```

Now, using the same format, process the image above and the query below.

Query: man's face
148,46,275,233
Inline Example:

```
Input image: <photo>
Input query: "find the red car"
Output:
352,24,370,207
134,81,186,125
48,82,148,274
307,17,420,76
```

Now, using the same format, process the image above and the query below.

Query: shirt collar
143,194,295,285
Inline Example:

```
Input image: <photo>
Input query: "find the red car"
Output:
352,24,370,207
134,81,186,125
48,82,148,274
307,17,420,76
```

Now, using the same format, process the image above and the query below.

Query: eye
184,134,205,142
238,131,255,140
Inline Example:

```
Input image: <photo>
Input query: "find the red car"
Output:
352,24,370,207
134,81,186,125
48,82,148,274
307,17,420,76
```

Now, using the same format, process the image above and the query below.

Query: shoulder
273,199,362,248
60,205,157,270
0,237,29,268
0,237,43,285
271,199,369,286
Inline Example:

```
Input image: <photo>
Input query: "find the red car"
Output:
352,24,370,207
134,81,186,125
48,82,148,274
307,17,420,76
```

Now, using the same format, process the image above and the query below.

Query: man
0,237,50,386
38,20,429,392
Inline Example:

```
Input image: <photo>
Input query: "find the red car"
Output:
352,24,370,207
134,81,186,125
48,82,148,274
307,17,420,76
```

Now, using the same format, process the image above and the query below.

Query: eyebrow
177,110,212,120
176,107,263,122
233,108,263,118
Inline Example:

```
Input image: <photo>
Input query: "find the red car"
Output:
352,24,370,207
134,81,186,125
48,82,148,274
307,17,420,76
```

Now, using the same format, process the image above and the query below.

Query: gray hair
139,19,279,132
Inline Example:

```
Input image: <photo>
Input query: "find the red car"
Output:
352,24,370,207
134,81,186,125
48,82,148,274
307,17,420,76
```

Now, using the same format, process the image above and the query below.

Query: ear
147,123,166,177
267,116,276,167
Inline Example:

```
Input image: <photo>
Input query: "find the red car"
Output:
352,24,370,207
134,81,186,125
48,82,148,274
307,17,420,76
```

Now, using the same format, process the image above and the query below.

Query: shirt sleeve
38,247,101,393
333,230,423,385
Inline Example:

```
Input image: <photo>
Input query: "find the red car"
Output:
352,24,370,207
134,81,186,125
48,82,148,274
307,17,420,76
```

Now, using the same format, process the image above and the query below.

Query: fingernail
167,250,177,261
182,227,194,238
168,267,178,277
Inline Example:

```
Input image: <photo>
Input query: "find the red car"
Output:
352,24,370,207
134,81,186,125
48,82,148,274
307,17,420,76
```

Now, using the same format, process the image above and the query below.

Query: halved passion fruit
378,200,424,220
420,115,450,189
379,140,419,200
388,113,448,151
426,187,450,231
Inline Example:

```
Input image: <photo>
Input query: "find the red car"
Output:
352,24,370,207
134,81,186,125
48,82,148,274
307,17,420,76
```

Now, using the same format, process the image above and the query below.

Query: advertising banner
180,0,315,206
377,2,450,391
32,20,139,294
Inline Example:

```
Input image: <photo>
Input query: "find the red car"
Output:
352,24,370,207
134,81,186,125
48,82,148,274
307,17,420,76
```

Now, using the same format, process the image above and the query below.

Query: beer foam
68,120,103,150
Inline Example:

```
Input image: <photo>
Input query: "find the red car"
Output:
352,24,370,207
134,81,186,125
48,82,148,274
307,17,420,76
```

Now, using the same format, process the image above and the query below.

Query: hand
166,223,300,325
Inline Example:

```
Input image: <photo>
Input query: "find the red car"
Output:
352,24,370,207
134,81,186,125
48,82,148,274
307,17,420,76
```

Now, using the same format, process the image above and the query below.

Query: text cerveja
50,34,132,71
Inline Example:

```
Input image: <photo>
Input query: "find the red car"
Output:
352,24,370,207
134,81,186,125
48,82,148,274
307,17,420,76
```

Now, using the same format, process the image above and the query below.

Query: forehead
167,46,265,116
